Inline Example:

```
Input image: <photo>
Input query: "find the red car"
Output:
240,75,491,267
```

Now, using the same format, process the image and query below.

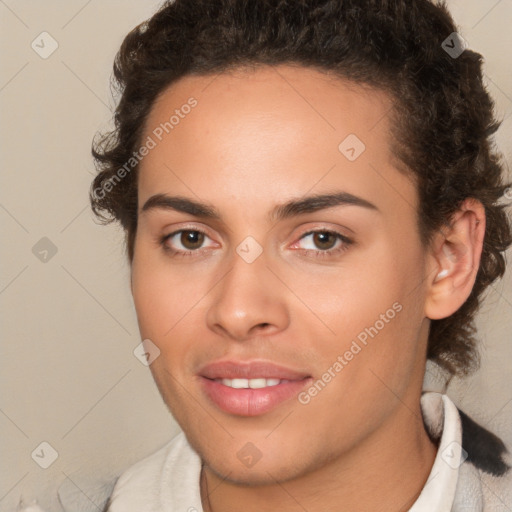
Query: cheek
288,237,425,338
131,244,205,339
130,242,222,386
292,272,427,445
288,236,427,395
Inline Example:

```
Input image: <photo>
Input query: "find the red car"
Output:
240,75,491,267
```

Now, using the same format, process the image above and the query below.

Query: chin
206,457,306,487
193,434,320,485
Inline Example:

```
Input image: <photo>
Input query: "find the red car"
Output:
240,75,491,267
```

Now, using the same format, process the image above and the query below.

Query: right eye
160,229,217,256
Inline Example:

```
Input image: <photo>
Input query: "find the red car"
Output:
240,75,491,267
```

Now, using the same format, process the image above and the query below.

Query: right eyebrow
140,194,221,219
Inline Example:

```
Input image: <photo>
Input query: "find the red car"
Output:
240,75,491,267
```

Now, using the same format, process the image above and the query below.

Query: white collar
410,392,465,511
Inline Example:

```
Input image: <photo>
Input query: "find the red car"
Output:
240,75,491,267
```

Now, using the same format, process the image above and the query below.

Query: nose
206,249,290,342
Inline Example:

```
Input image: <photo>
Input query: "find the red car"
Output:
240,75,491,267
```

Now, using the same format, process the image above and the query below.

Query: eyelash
159,228,353,260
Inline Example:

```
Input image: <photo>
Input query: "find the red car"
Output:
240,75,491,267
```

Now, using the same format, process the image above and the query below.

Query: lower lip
200,377,311,416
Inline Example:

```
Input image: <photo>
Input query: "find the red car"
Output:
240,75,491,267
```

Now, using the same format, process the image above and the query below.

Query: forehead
137,64,416,219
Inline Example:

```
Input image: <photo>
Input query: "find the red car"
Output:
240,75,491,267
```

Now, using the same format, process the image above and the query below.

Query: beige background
0,1,511,511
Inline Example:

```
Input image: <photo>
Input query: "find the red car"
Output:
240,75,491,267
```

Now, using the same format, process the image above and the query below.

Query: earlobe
425,199,486,320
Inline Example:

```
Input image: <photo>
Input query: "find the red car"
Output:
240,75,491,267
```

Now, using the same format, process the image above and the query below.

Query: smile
215,378,285,389
198,360,312,416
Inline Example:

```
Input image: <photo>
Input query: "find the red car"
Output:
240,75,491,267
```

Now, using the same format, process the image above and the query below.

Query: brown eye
161,228,217,256
312,231,338,250
180,230,205,250
292,229,353,258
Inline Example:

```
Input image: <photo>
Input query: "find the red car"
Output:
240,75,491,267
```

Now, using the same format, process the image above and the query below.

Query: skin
130,64,485,511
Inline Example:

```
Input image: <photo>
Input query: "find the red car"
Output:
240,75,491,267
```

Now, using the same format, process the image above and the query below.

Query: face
131,65,432,484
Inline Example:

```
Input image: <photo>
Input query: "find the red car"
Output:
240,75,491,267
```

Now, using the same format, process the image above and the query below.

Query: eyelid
161,223,216,240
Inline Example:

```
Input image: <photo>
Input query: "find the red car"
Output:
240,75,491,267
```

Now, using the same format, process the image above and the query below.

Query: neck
200,396,437,512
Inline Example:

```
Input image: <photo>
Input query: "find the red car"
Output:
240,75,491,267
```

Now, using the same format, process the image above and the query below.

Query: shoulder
459,409,510,478
105,432,199,512
458,410,512,511
419,392,511,511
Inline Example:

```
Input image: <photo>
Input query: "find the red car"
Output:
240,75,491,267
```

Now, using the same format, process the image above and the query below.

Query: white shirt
107,392,510,511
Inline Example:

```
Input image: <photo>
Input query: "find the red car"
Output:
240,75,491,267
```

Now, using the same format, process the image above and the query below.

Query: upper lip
198,360,311,380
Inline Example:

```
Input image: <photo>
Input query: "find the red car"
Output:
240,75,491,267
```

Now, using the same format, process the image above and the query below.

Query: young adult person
90,1,512,510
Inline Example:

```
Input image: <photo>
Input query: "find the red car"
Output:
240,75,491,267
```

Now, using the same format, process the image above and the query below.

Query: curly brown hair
90,0,511,377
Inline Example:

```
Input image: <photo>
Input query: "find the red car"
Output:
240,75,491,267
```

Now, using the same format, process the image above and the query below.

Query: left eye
294,230,347,252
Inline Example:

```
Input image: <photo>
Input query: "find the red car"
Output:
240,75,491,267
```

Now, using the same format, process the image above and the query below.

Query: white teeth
249,378,267,389
231,378,249,389
219,378,283,389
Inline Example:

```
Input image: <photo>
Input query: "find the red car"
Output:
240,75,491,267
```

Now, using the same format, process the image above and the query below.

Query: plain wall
1,1,511,511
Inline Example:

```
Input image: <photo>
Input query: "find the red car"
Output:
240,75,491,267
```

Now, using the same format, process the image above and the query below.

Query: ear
425,198,486,320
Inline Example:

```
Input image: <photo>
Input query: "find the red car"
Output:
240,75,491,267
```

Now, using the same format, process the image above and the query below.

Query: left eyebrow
140,191,379,221
269,191,379,222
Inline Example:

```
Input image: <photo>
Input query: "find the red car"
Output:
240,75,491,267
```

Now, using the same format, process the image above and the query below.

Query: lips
199,360,310,380
198,360,312,416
